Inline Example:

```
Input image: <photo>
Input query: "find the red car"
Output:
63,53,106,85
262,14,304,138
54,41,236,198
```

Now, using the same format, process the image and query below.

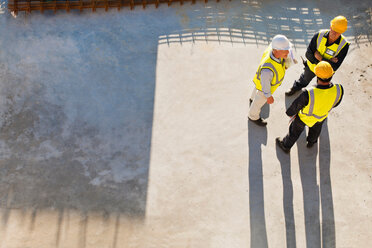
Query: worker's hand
289,115,296,124
267,96,274,104
314,51,323,61
330,57,338,63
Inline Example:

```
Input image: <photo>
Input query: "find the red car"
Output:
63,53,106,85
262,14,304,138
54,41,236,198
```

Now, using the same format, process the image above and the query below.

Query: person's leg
307,120,325,147
293,65,316,89
248,89,267,121
286,64,316,96
282,116,306,149
249,87,256,102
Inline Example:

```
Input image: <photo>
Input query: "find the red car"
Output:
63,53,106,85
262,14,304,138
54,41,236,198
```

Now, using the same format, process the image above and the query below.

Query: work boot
306,141,316,148
285,87,300,96
276,137,290,154
248,117,267,126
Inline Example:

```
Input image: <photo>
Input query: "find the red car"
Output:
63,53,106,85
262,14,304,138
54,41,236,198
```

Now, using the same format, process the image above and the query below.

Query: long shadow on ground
248,120,268,248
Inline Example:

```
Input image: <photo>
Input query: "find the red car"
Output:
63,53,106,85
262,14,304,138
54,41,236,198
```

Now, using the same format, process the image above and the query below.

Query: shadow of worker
297,120,335,248
248,120,268,248
276,145,297,248
276,92,307,248
318,121,335,248
297,127,321,248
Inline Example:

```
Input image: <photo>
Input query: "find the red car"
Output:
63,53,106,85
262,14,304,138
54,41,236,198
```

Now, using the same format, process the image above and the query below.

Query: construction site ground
0,0,371,247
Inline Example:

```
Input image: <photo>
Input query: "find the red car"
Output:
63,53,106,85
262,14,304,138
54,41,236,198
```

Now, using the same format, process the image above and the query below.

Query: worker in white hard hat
248,34,296,126
286,15,350,96
276,61,344,153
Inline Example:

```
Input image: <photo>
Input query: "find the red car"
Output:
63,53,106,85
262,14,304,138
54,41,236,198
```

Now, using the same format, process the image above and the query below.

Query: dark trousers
283,115,324,149
292,62,316,90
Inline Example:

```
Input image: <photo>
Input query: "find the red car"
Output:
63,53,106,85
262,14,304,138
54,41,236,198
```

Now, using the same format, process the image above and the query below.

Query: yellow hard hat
315,61,334,79
330,16,348,33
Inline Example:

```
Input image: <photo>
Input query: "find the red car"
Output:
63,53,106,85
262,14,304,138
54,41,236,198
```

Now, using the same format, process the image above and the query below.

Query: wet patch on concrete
0,44,152,218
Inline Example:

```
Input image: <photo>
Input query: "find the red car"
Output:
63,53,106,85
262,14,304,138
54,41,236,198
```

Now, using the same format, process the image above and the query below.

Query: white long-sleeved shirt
260,51,281,98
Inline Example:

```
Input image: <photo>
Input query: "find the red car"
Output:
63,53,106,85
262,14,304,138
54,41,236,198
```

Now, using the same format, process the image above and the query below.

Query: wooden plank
66,0,70,12
27,0,31,13
130,0,134,10
117,0,121,11
7,0,225,13
14,0,19,14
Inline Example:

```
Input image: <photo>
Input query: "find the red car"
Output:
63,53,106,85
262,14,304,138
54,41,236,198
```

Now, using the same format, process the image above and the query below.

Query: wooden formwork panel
8,0,229,14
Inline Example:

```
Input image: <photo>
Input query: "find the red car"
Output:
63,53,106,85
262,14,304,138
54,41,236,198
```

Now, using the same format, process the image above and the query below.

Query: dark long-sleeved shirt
306,31,349,71
286,83,344,117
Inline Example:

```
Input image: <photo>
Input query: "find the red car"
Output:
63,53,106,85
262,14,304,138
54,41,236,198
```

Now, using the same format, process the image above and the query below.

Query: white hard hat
271,35,290,50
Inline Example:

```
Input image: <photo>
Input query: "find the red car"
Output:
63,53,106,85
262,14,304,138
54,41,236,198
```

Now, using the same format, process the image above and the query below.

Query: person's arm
333,85,344,108
328,44,349,71
260,68,274,100
305,33,319,64
286,90,309,116
284,43,298,69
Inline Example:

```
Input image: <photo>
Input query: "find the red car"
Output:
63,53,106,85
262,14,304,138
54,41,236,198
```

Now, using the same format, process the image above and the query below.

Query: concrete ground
0,0,371,247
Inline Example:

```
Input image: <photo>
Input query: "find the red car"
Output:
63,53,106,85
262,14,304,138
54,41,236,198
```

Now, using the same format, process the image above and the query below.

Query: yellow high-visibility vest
253,46,286,94
307,30,349,72
298,84,342,127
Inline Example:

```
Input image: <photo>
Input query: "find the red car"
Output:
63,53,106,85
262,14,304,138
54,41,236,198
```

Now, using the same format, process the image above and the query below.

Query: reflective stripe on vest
300,84,341,122
335,38,348,56
256,62,284,87
331,84,342,108
316,30,328,49
253,46,286,94
307,30,349,72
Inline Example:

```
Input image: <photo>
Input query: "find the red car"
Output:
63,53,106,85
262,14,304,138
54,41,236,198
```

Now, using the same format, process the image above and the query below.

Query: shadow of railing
157,0,372,48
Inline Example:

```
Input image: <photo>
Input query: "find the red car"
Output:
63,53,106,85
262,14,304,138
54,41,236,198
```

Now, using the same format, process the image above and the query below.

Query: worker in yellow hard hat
285,15,349,96
276,61,344,153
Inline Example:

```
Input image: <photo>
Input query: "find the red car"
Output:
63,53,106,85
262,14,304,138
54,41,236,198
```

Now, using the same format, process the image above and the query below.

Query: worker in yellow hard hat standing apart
285,16,349,96
276,61,343,153
248,34,296,126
